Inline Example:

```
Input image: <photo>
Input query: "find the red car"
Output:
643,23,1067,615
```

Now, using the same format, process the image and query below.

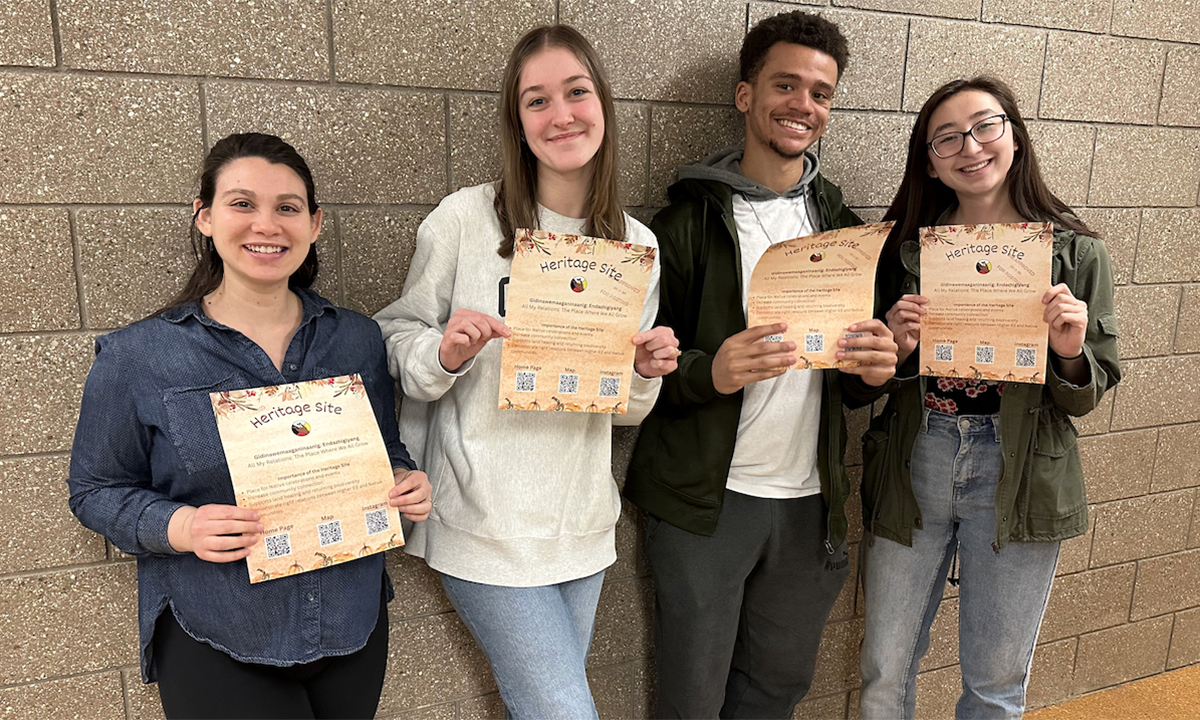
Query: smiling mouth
246,245,285,254
549,131,585,143
776,118,812,134
958,159,992,173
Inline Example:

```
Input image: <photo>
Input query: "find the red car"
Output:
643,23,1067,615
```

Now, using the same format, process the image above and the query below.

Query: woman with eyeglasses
857,77,1120,719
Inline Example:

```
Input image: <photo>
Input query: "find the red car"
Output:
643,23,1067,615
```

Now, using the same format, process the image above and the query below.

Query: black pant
646,490,850,719
153,601,389,720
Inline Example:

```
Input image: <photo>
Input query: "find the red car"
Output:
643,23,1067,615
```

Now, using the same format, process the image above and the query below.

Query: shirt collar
160,287,336,326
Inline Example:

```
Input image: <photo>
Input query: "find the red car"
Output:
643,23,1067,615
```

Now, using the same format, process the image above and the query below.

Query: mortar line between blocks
68,208,88,330
326,0,338,83
47,0,64,69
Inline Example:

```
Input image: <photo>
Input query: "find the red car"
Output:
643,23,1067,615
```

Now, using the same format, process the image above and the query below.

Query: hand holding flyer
498,229,655,413
919,222,1054,384
210,374,403,583
746,222,893,369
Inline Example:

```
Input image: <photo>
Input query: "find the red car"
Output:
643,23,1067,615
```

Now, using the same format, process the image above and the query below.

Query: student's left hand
633,326,681,378
836,319,898,387
390,469,432,522
1043,284,1088,359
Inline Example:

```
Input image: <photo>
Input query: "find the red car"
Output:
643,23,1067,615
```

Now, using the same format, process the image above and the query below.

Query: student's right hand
885,294,928,365
438,309,511,372
168,504,263,563
711,323,796,395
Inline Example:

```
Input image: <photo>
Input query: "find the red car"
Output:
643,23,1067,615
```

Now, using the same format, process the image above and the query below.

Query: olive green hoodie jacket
862,223,1121,550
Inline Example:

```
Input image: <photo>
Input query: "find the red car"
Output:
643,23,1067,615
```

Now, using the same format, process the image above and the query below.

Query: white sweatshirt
374,183,662,587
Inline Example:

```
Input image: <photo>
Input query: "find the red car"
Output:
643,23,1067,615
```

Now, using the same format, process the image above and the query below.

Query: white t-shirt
726,191,823,499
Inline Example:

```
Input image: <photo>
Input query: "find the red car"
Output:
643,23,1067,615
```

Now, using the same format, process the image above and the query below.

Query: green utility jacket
625,174,884,552
862,224,1121,550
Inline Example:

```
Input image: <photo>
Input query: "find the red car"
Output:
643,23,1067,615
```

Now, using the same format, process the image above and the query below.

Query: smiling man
624,12,897,718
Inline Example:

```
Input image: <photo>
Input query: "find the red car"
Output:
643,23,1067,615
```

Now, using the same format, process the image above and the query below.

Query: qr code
805,333,824,353
317,520,343,547
558,373,579,394
1015,347,1038,368
934,343,954,362
598,375,621,398
264,532,291,559
764,334,783,343
364,508,390,535
515,371,536,393
975,345,995,364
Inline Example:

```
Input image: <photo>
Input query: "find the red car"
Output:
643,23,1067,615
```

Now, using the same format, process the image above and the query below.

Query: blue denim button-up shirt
68,289,415,682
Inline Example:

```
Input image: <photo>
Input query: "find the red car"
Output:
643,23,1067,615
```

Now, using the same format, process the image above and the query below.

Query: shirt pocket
162,373,251,478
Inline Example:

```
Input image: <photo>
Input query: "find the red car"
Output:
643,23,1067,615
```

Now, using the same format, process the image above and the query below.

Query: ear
192,198,213,237
309,207,324,245
927,162,938,179
735,81,752,114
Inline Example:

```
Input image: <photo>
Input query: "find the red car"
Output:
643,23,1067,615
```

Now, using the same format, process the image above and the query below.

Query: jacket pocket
1025,413,1085,520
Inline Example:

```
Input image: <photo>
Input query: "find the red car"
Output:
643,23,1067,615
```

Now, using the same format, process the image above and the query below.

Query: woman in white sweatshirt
373,24,679,718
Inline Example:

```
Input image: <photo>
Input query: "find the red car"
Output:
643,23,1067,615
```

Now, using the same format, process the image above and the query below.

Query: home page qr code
598,376,621,398
934,344,954,362
1015,347,1037,368
558,373,579,394
317,520,343,547
804,333,824,353
515,371,536,392
264,532,291,559
364,508,390,535
975,345,995,364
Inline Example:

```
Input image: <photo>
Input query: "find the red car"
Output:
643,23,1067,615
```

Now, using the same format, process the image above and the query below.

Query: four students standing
66,10,1119,720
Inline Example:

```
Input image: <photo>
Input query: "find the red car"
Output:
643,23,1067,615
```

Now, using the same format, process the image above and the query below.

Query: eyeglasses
927,114,1008,159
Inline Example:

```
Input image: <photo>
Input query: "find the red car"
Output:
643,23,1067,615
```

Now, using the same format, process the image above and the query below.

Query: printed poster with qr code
919,222,1054,384
498,228,655,413
746,222,894,370
210,374,403,584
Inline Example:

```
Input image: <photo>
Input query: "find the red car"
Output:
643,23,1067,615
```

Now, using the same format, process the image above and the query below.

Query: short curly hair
740,11,849,83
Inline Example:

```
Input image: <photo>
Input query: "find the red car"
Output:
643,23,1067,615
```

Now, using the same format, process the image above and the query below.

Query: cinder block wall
1,1,1197,717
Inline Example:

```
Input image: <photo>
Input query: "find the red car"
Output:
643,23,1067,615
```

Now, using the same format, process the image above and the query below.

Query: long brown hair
161,132,320,312
881,76,1095,259
494,25,625,258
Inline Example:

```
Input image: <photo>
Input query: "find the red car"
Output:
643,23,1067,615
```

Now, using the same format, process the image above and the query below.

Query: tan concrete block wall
1,1,1196,717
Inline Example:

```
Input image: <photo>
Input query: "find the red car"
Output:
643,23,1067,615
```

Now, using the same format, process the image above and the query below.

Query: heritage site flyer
211,374,403,583
499,229,655,413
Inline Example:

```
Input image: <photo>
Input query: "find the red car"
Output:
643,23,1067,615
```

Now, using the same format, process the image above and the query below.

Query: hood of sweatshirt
676,146,820,201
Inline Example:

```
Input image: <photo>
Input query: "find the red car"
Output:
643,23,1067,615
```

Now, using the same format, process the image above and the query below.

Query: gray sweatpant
645,490,850,719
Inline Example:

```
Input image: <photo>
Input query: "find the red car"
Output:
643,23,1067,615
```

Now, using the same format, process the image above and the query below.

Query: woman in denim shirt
68,133,432,719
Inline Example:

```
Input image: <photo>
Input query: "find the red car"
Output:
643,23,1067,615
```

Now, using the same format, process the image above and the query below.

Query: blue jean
439,570,605,719
859,410,1060,720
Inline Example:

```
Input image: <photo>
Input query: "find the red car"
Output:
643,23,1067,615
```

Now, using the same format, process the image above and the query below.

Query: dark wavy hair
163,132,320,311
741,11,850,82
494,24,625,258
882,76,1095,260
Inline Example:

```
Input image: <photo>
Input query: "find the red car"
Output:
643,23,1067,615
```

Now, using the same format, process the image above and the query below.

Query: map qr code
515,371,536,392
598,376,621,398
764,334,783,343
1015,347,1037,368
934,344,954,362
364,508,390,535
805,333,824,353
264,532,291,559
558,373,580,394
317,520,343,547
975,345,995,364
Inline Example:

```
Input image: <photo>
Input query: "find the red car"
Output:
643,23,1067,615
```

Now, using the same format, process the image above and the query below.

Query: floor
1026,663,1200,720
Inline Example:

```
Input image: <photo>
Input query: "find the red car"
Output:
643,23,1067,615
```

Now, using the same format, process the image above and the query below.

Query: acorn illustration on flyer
746,222,893,369
499,229,655,413
210,374,403,583
918,222,1054,384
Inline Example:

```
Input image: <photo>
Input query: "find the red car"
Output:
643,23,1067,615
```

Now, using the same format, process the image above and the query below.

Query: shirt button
289,364,298,371
307,594,315,602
